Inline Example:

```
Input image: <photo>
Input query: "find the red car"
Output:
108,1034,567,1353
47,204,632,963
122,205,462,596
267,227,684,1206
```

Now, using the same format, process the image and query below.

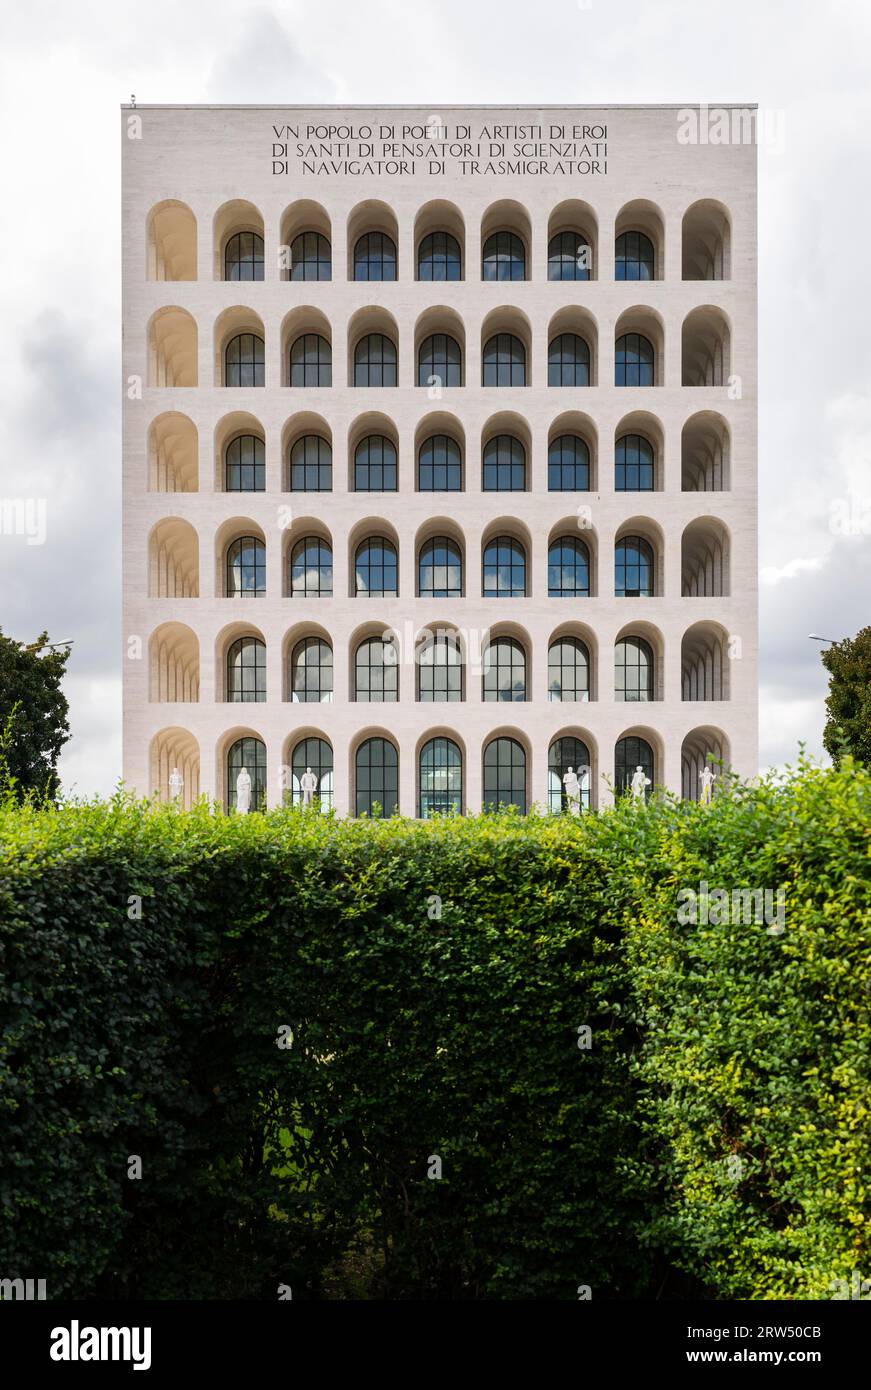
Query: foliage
821,626,871,766
0,630,70,802
0,762,868,1300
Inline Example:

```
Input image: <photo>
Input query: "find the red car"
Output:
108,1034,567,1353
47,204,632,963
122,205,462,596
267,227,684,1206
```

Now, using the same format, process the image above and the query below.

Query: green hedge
0,762,868,1299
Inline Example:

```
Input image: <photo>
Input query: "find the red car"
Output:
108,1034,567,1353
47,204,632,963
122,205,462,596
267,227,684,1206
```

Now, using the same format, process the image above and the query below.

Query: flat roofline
121,102,759,110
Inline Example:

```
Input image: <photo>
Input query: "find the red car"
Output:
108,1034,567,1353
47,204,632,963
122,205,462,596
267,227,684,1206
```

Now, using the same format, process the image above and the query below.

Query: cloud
205,9,337,103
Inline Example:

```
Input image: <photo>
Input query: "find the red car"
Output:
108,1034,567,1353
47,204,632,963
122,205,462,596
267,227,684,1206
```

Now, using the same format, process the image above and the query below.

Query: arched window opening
354,333,397,387
483,737,527,813
289,537,332,597
225,232,264,282
226,537,266,597
548,334,590,387
482,231,525,281
355,537,398,597
290,637,333,703
548,737,591,812
548,537,590,598
615,434,655,491
354,232,397,281
227,736,267,811
483,536,526,598
615,736,654,798
615,536,654,597
419,737,462,817
418,435,462,491
290,737,334,809
418,231,461,281
290,334,331,387
483,333,526,387
355,637,399,702
289,435,332,491
290,231,331,281
418,633,463,701
548,638,590,702
615,637,654,702
483,434,525,491
548,434,590,491
483,637,526,702
354,434,397,491
615,231,654,281
227,636,266,701
225,434,265,492
225,334,265,387
615,333,654,387
419,536,462,599
355,737,399,816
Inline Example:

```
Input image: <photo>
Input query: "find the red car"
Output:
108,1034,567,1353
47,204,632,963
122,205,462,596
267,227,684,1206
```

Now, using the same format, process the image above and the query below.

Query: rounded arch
213,199,264,281
214,306,265,388
481,306,531,387
350,620,401,702
148,518,199,597
280,620,332,702
414,199,465,280
214,411,265,492
547,306,598,386
548,727,597,811
482,621,531,704
280,199,332,281
548,411,597,492
682,306,732,387
348,306,399,388
414,305,465,389
481,517,532,599
682,410,731,492
614,725,663,797
284,729,335,809
149,727,200,807
548,620,597,702
614,410,664,492
148,622,200,702
351,727,400,816
148,411,198,493
214,620,267,703
214,517,266,598
218,725,267,811
614,199,664,279
348,199,399,279
615,621,665,702
415,411,465,491
417,729,465,817
682,199,731,281
615,516,665,597
482,727,531,813
547,518,597,598
348,411,399,491
682,620,730,702
415,518,466,599
682,516,731,596
415,620,466,704
146,200,196,281
282,516,333,598
280,306,332,389
481,410,532,493
349,517,400,598
283,412,333,492
481,200,531,280
147,307,197,388
614,306,664,387
681,725,731,802
548,199,598,280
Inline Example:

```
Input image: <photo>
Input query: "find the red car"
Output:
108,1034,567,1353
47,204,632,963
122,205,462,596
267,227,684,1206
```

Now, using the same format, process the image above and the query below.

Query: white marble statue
300,766,318,807
236,766,252,815
562,766,582,816
699,765,716,805
630,765,651,801
168,766,183,802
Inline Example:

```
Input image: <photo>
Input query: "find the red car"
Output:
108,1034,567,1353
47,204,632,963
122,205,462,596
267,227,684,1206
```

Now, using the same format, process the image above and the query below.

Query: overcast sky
1,0,869,797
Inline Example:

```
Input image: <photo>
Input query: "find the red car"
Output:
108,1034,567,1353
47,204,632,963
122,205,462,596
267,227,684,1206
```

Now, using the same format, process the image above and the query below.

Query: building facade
121,104,757,816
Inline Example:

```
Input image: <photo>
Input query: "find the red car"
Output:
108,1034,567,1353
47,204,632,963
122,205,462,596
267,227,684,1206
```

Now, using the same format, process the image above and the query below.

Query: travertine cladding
122,104,758,814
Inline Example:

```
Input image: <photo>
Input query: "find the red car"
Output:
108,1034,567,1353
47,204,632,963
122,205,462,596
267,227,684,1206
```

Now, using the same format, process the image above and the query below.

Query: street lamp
808,634,840,644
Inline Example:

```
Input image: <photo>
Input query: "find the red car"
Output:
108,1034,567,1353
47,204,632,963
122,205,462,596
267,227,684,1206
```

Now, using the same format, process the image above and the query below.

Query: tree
820,626,871,766
0,630,71,801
